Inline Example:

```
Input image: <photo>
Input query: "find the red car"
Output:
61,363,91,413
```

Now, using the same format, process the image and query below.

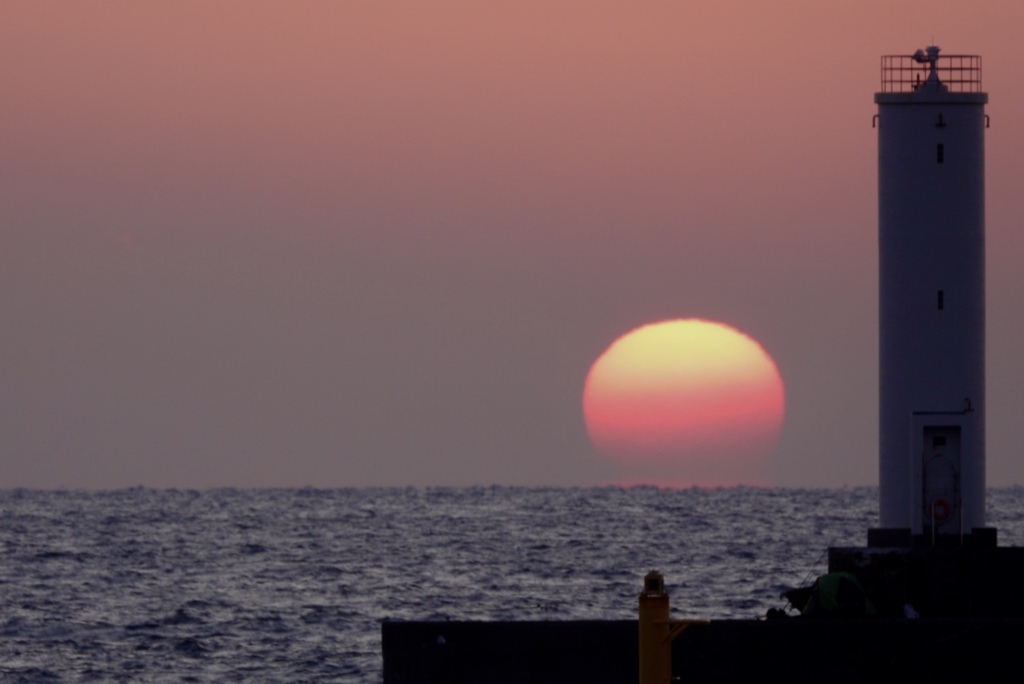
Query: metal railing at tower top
880,54,982,93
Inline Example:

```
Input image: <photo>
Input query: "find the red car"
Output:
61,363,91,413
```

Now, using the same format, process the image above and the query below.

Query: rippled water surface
2,486,1023,682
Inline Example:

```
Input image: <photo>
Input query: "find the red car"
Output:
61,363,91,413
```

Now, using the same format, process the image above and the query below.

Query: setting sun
583,319,785,487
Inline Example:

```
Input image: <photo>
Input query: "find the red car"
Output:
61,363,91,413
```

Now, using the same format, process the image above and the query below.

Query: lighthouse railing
880,54,982,93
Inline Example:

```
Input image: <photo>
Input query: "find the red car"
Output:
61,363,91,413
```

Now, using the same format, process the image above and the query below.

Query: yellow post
638,570,671,684
639,571,709,684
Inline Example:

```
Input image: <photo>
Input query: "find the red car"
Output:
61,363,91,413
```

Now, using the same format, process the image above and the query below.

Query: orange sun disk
583,319,785,487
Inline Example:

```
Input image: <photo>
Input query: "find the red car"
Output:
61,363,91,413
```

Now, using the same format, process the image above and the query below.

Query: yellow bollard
639,570,671,684
639,570,709,684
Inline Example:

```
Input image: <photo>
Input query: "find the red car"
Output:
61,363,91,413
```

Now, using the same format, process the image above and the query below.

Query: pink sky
3,1,1024,488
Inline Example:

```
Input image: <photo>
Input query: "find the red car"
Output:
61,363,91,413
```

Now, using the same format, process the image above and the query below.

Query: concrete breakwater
383,618,1024,683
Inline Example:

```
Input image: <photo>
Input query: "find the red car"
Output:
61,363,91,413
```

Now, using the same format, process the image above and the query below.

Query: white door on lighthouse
922,426,961,536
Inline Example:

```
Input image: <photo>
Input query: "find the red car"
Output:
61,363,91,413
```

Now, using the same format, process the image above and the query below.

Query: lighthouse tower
875,47,988,542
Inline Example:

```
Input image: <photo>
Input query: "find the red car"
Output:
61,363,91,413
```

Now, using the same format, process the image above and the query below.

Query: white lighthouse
875,47,988,541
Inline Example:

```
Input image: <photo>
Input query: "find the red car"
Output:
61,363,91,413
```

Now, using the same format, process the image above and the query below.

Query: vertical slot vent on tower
938,290,945,310
937,144,945,164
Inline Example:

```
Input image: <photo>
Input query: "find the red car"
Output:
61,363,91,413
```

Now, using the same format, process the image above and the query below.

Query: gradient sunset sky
4,1,1024,489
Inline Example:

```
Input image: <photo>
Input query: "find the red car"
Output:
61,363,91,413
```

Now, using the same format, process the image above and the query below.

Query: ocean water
2,486,1024,682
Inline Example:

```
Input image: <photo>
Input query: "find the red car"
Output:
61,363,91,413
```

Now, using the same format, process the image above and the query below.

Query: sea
3,486,1024,682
